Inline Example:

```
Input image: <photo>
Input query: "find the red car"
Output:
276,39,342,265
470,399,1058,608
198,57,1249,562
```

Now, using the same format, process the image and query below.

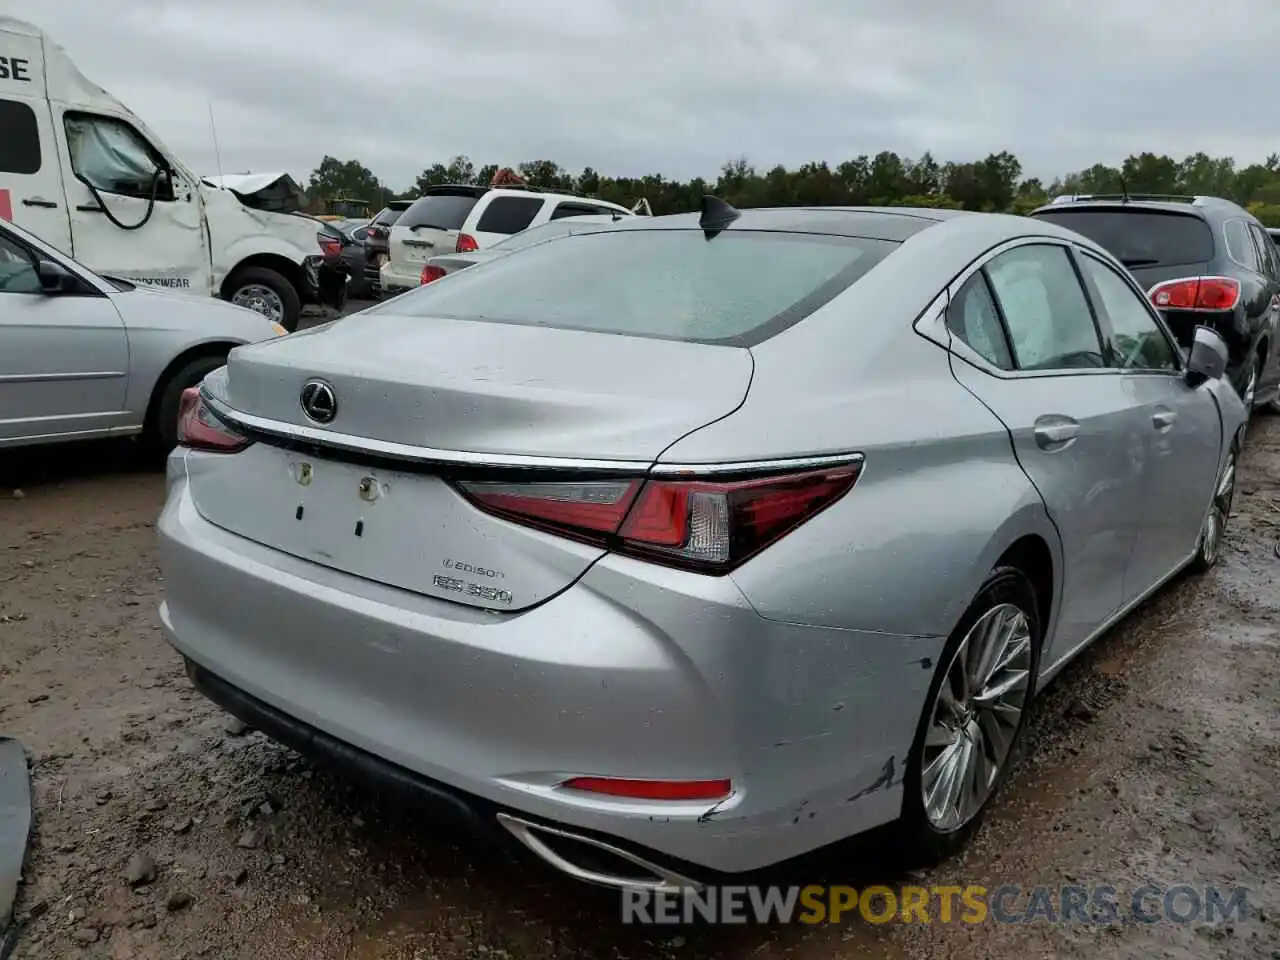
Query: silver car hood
213,311,754,462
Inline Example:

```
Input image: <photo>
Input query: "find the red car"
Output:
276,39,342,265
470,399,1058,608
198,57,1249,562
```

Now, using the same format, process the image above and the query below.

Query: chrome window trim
920,235,1123,381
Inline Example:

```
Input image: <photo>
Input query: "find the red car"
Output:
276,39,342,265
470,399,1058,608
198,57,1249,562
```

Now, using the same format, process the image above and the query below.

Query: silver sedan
157,202,1244,891
0,218,284,451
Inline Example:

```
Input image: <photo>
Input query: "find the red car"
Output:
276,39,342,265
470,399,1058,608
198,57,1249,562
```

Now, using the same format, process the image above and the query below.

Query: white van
0,17,338,330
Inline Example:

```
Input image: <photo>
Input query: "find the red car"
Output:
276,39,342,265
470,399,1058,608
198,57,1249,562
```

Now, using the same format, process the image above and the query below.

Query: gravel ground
0,404,1277,959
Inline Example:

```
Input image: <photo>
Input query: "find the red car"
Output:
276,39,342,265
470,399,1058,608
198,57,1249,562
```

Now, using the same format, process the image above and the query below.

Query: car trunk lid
185,315,753,610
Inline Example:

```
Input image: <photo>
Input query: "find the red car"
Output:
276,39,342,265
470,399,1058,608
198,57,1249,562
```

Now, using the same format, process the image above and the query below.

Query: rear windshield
377,228,895,345
1032,209,1215,269
399,194,481,232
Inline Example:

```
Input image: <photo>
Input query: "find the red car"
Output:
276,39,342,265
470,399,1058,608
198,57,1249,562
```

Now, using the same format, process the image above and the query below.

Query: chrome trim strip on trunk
201,390,864,476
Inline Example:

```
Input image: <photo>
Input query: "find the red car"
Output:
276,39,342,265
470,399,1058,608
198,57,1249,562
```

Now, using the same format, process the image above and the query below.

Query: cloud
6,0,1278,190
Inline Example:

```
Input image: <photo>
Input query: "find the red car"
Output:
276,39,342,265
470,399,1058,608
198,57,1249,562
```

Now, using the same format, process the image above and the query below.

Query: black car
364,200,414,296
1030,195,1280,415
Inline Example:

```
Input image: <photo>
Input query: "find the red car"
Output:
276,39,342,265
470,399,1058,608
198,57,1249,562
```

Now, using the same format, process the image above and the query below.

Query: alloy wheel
921,602,1033,832
1242,362,1258,411
1199,450,1237,567
232,284,286,324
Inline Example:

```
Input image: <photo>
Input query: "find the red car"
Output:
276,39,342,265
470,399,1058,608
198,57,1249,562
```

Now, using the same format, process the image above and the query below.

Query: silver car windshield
382,229,895,346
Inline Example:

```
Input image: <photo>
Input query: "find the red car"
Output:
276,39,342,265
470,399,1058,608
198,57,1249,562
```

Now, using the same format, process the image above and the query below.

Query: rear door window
474,196,544,235
378,228,896,346
0,99,41,175
1224,220,1260,271
1031,209,1214,269
399,194,481,231
1248,224,1277,278
551,201,612,220
983,245,1106,371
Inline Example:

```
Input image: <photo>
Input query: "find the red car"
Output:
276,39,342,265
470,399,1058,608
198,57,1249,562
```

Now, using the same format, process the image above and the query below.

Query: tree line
305,150,1280,225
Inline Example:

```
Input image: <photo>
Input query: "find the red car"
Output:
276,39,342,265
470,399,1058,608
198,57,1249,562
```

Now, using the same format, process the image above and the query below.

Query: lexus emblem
300,379,337,424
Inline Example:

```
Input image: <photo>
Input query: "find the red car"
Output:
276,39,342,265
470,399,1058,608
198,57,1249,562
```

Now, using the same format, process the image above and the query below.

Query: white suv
380,187,635,293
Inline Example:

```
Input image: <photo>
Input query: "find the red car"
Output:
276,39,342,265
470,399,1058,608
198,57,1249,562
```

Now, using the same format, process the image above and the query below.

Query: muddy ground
1,412,1277,960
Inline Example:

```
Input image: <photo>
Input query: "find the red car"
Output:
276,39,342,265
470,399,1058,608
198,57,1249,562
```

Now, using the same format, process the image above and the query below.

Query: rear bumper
158,458,937,875
379,260,419,292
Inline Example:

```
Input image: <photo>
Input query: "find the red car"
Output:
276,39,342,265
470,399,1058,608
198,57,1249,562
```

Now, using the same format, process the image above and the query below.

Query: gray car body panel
0,218,279,448
157,206,1244,876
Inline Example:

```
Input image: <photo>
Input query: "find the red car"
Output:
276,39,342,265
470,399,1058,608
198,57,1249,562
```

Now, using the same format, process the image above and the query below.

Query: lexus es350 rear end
158,204,1236,890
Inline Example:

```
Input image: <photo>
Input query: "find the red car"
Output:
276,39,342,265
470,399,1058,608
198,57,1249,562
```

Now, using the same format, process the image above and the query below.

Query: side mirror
1185,326,1228,387
36,260,80,295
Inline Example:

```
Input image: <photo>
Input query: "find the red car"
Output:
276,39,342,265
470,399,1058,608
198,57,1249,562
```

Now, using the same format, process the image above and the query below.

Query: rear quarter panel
658,230,1064,643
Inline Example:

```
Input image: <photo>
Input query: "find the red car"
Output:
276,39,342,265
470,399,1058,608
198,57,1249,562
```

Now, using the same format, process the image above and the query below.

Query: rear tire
144,354,228,456
901,566,1042,865
225,266,301,332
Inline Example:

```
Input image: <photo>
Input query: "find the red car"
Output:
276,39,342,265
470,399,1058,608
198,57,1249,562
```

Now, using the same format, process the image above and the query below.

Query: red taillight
420,264,447,284
455,233,479,253
176,388,250,453
455,463,860,574
560,777,732,802
1149,276,1241,312
318,236,342,257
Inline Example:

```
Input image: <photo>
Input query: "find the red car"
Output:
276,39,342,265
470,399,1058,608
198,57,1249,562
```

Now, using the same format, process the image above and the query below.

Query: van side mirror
1185,326,1228,387
36,260,81,295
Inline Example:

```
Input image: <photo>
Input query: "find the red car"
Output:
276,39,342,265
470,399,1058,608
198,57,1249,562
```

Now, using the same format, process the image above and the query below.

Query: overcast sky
8,0,1278,190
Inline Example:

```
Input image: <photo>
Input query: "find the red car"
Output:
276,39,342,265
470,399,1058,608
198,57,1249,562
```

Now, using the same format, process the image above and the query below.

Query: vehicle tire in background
1188,444,1238,573
145,353,229,456
900,566,1042,865
225,266,302,332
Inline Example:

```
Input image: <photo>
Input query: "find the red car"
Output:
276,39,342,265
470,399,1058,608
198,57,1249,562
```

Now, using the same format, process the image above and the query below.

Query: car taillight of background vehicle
1149,277,1241,311
454,462,861,574
420,264,447,284
176,389,250,453
318,236,342,257
455,233,479,253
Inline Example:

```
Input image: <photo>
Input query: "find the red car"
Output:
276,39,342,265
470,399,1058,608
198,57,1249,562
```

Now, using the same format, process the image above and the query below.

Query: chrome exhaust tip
496,813,702,893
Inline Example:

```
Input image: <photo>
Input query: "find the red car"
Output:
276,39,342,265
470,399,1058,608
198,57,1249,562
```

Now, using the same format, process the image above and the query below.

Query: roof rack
1050,193,1210,206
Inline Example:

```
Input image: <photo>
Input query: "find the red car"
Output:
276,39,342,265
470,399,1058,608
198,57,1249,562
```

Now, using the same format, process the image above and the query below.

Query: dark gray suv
1031,195,1280,414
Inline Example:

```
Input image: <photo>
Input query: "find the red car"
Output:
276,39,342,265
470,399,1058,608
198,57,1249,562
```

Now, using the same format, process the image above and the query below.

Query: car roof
1031,194,1250,222
600,205,969,242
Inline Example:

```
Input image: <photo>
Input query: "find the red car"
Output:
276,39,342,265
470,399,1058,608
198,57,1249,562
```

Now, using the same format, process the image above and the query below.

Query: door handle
1033,415,1080,451
76,203,104,213
1152,407,1177,431
22,198,58,209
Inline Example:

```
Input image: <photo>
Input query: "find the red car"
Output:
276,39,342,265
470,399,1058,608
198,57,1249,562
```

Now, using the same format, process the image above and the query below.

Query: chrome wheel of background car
1242,361,1259,411
1198,450,1237,568
921,602,1032,833
232,284,286,324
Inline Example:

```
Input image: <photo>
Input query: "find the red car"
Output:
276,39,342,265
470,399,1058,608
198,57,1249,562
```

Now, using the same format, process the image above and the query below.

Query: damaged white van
0,17,339,330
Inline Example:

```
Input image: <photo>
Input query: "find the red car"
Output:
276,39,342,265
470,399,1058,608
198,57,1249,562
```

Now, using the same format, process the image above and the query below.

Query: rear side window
1251,224,1278,278
1032,210,1214,269
947,273,1013,369
379,229,896,346
551,202,615,220
0,99,41,175
374,207,405,227
475,196,543,235
399,194,481,231
1225,220,1260,271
